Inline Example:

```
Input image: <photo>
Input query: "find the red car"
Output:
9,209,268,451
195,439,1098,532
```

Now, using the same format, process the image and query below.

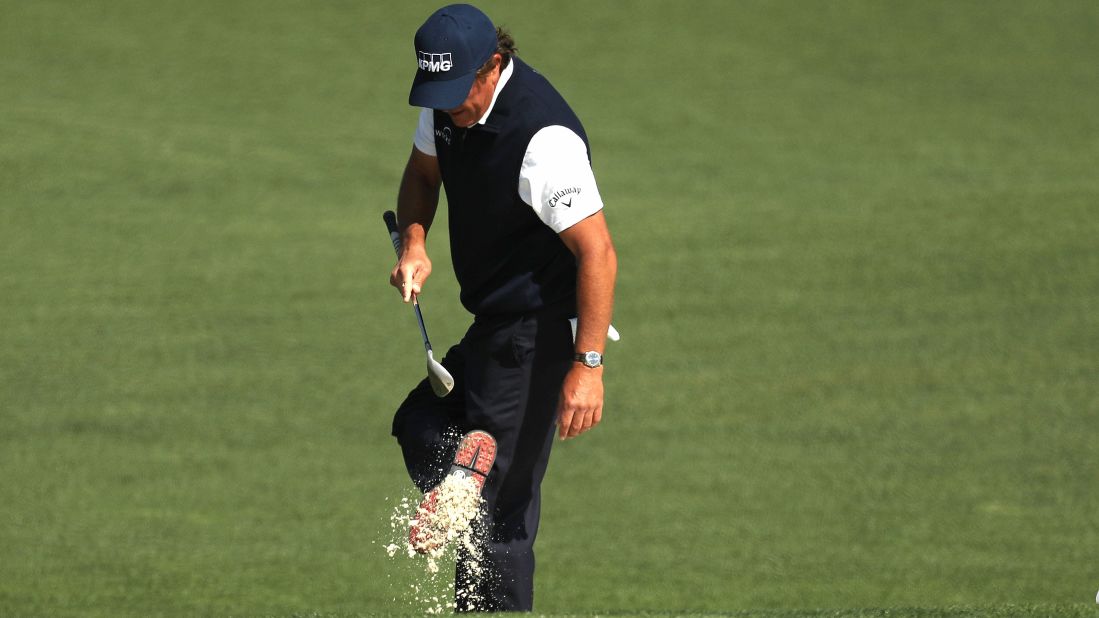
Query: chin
448,110,476,128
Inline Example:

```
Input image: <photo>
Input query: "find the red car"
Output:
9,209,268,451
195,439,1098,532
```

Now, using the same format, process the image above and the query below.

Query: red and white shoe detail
448,430,496,492
408,430,497,554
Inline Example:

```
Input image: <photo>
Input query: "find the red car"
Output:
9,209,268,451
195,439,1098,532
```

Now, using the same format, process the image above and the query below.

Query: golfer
387,3,617,612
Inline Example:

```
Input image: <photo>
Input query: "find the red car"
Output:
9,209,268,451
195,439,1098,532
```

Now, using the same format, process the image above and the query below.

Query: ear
487,53,503,75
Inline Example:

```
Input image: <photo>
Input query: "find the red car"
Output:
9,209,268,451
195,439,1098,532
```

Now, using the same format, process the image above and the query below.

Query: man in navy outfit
388,4,617,612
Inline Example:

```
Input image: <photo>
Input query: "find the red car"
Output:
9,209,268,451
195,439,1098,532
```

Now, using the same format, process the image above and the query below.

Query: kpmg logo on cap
417,51,453,72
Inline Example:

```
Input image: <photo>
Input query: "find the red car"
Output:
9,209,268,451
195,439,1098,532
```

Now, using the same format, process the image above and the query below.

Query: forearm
396,162,440,253
555,212,615,439
391,148,442,301
573,237,617,356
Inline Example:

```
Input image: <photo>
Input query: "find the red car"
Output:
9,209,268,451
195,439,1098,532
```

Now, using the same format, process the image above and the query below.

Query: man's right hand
390,244,432,302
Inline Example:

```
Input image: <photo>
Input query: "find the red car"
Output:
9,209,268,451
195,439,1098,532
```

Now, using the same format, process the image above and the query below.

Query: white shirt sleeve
412,107,436,157
518,125,604,233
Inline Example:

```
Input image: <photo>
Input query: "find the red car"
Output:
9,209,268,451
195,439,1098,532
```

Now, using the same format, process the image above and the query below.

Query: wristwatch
574,351,603,368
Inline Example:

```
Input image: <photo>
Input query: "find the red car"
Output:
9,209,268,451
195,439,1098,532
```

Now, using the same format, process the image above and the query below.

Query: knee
396,423,462,492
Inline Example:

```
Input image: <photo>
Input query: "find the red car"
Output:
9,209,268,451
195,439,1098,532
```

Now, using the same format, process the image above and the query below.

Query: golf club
383,210,455,397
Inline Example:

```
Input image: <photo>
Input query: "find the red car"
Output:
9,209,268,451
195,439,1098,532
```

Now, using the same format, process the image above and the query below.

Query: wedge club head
426,349,455,397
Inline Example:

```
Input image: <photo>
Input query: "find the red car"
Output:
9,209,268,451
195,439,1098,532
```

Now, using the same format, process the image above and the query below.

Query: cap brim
409,69,477,110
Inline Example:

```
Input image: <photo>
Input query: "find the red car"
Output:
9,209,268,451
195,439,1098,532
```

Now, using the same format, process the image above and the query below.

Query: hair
476,27,517,77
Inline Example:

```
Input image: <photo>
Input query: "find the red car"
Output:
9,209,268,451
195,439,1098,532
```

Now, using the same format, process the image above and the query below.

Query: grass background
2,0,1097,616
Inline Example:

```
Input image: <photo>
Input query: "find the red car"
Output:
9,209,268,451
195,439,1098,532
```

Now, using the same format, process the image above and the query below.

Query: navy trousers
391,303,574,612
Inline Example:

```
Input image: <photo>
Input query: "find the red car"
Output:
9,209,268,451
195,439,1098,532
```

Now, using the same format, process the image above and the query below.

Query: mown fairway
2,0,1097,616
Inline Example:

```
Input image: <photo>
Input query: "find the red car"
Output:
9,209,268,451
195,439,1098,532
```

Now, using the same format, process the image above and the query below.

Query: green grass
2,0,1098,616
287,608,1099,618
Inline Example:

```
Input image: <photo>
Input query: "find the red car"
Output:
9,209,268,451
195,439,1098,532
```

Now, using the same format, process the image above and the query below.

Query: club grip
382,210,401,255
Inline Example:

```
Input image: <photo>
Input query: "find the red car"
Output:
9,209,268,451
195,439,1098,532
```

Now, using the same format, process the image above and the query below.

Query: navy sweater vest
433,57,590,317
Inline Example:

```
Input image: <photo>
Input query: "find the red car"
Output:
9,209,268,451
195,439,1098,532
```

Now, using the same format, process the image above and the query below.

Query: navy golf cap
409,4,497,110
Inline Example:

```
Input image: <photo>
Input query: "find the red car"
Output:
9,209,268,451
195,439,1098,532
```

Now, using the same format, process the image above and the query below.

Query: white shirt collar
475,58,514,126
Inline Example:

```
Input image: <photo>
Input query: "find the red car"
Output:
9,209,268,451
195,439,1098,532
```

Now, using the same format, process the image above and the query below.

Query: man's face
445,54,501,128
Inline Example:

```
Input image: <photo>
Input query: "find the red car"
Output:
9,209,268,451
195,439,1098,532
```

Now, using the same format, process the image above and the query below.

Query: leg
455,311,573,612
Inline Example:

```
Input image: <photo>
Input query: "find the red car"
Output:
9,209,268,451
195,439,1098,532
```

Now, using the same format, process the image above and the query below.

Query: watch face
584,351,601,367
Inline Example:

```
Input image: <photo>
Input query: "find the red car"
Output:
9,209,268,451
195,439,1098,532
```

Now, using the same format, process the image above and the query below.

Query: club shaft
412,299,433,353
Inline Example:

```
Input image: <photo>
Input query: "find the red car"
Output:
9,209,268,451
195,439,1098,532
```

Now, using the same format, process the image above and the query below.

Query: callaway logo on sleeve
519,125,604,232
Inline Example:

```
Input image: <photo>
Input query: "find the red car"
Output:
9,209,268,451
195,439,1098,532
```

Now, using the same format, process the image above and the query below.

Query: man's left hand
556,365,604,439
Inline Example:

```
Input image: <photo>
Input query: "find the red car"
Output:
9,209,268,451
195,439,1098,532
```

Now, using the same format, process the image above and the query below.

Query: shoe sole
409,430,497,554
448,430,496,492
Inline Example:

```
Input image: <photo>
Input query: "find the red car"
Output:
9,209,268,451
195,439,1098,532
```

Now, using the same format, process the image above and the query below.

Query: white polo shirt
412,61,604,234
